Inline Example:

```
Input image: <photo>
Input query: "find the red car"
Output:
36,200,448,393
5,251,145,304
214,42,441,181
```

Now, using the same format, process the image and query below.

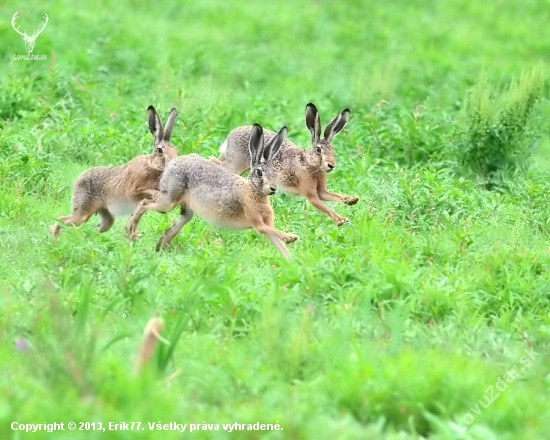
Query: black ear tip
252,123,263,132
344,108,350,113
170,107,178,114
306,103,317,110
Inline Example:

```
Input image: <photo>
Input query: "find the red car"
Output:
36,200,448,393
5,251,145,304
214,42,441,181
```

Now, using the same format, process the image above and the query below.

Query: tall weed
454,68,543,180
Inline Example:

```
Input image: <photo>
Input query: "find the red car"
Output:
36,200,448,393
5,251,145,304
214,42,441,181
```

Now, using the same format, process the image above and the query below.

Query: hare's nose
270,187,276,192
328,164,335,170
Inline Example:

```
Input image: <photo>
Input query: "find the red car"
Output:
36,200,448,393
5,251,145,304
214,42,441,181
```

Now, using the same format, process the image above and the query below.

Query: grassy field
1,0,550,438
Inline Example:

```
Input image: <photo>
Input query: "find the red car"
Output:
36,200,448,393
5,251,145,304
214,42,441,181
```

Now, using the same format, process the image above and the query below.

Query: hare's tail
210,140,227,164
219,140,227,155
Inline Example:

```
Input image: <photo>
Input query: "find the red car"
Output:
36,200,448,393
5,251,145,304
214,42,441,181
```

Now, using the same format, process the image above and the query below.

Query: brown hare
125,124,297,260
50,106,179,238
211,103,358,226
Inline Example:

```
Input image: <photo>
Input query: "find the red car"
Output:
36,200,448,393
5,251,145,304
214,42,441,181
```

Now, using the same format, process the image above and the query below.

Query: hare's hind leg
126,193,179,241
97,209,115,233
156,204,195,251
58,210,94,226
50,208,95,238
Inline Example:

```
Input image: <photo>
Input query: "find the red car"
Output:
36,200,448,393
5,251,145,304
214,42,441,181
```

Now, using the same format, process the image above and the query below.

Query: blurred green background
1,0,550,439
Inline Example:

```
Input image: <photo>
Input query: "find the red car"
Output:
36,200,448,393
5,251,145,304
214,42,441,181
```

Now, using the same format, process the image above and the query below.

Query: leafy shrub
454,68,543,180
352,100,453,165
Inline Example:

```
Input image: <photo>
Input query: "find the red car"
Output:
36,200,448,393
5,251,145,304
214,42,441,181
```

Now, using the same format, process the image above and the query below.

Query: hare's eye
156,147,163,155
256,169,263,177
315,147,322,154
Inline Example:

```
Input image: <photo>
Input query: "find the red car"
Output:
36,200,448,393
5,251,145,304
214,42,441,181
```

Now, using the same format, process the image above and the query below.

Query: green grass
1,0,550,438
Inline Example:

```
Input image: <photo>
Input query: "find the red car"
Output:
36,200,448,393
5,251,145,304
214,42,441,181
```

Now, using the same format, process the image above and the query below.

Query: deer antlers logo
11,11,49,54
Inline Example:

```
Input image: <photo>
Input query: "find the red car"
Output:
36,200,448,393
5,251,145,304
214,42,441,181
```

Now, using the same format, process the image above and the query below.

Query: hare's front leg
252,216,297,260
305,192,349,226
97,209,115,233
254,223,298,244
137,188,160,199
317,176,358,206
156,204,195,251
318,188,359,206
126,194,178,241
255,215,298,243
265,235,291,260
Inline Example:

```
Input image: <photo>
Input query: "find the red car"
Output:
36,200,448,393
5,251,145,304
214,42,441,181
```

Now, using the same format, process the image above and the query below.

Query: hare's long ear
163,108,178,141
263,126,287,163
324,108,350,142
148,106,164,144
305,103,321,145
249,124,264,168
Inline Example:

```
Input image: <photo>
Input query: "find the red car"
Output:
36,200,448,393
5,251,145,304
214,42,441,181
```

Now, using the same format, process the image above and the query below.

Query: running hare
125,124,297,259
50,106,179,238
212,103,358,226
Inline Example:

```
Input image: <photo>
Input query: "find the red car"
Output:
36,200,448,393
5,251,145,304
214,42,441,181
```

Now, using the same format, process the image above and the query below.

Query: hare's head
305,103,350,173
148,106,179,164
248,124,287,196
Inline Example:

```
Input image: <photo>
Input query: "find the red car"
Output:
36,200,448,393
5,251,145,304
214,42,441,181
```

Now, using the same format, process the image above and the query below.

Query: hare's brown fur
126,125,296,259
51,106,179,238
212,104,358,226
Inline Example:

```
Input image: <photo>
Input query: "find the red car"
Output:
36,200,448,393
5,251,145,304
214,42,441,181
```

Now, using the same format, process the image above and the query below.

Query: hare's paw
334,216,349,226
125,223,138,241
345,196,359,206
50,223,61,239
282,233,299,244
156,237,170,252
